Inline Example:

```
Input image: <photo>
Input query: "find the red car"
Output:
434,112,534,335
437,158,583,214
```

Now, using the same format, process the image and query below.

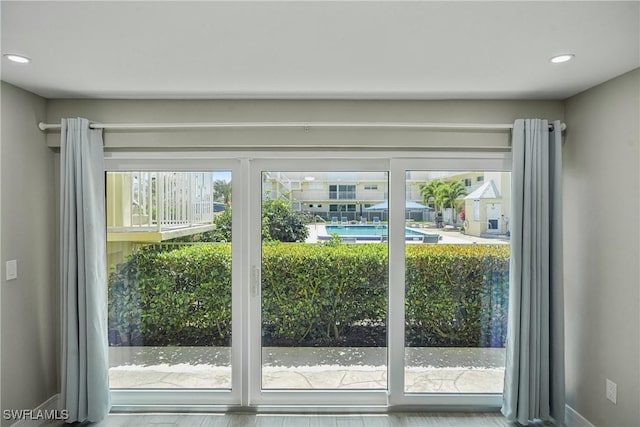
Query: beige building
463,172,511,237
264,170,509,228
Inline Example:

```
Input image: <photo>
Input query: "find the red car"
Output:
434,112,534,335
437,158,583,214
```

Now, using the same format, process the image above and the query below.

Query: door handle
251,265,260,297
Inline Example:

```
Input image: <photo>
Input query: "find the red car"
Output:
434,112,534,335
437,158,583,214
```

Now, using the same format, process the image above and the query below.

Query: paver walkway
109,347,504,393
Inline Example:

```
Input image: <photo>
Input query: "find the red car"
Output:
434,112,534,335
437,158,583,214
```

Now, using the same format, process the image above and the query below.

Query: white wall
0,83,58,427
564,68,640,427
45,99,564,150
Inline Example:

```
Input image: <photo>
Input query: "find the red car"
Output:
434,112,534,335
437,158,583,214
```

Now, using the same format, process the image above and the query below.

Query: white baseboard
565,404,596,427
10,394,62,427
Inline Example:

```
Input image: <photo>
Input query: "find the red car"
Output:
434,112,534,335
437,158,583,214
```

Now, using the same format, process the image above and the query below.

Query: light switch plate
5,260,17,280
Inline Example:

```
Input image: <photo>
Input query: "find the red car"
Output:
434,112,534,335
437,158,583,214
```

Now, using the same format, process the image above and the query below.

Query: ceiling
1,1,638,100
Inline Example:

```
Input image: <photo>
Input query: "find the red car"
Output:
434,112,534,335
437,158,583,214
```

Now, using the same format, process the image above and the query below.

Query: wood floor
50,412,530,427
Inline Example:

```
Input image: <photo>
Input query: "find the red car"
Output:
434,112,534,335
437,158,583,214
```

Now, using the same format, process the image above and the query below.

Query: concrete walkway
109,347,504,393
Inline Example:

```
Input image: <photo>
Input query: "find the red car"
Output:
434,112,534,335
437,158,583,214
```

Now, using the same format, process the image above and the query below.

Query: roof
464,180,502,200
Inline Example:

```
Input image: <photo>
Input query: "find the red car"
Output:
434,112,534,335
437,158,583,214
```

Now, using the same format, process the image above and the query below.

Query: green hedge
108,243,509,347
405,245,509,347
109,244,232,346
261,243,387,344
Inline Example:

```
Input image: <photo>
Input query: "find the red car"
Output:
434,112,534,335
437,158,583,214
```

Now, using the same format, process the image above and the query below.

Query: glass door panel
403,170,510,394
107,171,233,391
260,171,389,391
103,155,512,407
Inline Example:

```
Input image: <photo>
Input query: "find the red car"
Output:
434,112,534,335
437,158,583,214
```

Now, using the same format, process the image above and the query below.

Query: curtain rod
38,121,566,132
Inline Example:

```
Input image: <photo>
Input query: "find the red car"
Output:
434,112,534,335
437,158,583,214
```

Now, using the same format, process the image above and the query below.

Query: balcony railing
107,172,214,232
328,191,357,200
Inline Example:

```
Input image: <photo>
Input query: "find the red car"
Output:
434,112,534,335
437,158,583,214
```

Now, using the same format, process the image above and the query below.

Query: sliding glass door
403,170,510,394
249,160,390,405
104,152,510,409
389,156,510,407
105,158,243,407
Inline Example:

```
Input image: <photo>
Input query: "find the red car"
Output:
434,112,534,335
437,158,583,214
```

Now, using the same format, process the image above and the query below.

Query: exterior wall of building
106,173,133,228
464,198,503,236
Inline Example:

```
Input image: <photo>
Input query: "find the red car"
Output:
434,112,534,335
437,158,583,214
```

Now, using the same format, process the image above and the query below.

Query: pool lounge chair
422,233,440,244
331,217,338,225
341,217,348,225
373,217,380,226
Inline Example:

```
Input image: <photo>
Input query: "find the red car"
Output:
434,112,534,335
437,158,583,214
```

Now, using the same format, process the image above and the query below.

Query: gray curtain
502,119,565,425
60,118,111,422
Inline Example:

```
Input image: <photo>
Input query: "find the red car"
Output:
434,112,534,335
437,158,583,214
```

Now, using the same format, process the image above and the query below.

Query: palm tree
440,181,468,225
213,179,232,205
419,180,445,214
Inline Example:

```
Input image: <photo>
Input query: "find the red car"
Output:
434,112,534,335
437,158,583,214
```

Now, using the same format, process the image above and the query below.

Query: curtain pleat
502,119,565,426
60,118,111,422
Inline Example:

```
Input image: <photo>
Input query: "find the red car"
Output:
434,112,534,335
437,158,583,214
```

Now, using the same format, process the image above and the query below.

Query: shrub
109,244,232,346
108,243,509,347
210,208,232,242
262,199,309,242
261,243,387,344
405,244,509,347
190,200,309,244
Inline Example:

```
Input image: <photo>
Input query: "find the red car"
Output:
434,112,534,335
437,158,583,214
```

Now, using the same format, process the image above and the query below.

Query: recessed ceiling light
550,54,575,64
3,54,31,64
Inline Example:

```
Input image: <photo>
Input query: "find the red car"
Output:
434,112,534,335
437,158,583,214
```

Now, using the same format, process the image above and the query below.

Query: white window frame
104,154,245,409
249,158,390,407
388,153,511,408
103,150,511,411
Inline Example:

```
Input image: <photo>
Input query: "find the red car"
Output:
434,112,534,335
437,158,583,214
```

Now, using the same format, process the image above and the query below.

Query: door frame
388,155,510,408
104,155,244,408
248,157,391,406
104,150,511,410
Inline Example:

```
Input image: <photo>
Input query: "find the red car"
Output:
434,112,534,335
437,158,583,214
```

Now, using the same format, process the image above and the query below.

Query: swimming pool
321,225,429,242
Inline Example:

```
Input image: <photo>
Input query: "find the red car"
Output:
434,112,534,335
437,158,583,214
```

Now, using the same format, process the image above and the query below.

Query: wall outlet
606,378,617,404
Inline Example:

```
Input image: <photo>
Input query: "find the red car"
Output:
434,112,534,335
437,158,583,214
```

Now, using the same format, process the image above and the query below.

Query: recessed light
550,54,575,64
3,54,31,64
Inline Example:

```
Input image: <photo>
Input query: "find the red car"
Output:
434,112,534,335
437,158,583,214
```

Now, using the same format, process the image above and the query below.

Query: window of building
329,184,356,200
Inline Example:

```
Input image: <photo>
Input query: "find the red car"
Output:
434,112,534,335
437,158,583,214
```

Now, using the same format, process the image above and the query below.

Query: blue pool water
325,225,423,237
321,225,434,242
